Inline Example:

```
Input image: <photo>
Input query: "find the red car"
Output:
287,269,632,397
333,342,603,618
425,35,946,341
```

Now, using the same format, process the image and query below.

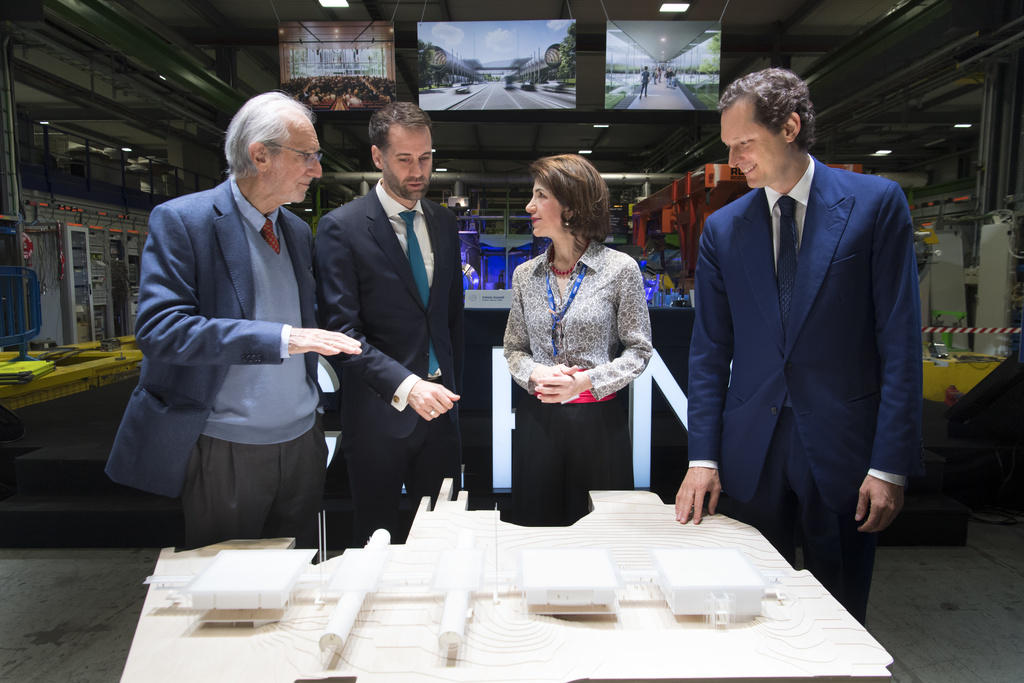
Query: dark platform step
878,493,970,546
14,446,137,496
0,494,185,547
0,490,512,549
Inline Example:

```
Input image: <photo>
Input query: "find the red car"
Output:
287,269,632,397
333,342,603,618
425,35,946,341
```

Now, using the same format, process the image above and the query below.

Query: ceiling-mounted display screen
279,21,396,111
605,21,720,111
417,20,576,111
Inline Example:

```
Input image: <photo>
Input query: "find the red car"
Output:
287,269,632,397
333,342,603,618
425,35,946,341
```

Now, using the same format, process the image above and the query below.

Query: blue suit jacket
314,190,464,445
106,180,319,497
687,158,923,512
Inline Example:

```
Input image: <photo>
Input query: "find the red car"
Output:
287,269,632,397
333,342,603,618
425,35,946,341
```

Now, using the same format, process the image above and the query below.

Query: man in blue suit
674,69,922,623
106,92,361,548
316,102,463,545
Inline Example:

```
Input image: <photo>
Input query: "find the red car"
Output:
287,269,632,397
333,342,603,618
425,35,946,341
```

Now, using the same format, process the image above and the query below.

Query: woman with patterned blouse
503,154,653,526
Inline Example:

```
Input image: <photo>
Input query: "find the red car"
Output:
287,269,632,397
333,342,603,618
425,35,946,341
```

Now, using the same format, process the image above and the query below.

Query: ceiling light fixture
121,147,132,152
158,74,167,81
872,149,892,156
435,167,448,172
593,124,609,128
318,0,350,7
659,3,691,12
578,150,593,155
39,121,49,125
954,123,972,128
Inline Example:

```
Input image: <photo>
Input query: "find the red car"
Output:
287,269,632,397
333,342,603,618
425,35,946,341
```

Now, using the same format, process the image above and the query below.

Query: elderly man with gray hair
107,91,361,548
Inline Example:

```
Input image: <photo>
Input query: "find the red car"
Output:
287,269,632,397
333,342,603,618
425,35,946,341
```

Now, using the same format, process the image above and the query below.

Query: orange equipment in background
631,163,864,283
631,164,750,283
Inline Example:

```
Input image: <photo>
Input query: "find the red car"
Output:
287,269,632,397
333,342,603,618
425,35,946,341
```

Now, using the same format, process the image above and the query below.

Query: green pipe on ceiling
44,0,244,114
803,0,955,88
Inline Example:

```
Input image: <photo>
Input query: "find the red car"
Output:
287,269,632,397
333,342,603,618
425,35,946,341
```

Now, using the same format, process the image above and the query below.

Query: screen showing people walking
278,21,396,111
418,20,576,111
605,21,720,111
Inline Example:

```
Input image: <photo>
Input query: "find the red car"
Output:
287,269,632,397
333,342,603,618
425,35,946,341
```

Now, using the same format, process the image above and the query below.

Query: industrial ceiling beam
322,171,682,186
11,22,225,138
103,0,214,70
177,0,278,78
10,56,216,152
43,0,244,114
803,0,950,88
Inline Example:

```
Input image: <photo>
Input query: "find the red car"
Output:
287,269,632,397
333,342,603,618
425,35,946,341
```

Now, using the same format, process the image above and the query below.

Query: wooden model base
120,486,893,682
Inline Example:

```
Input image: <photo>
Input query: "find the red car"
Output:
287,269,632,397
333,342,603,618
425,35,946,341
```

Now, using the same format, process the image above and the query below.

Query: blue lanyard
545,264,587,357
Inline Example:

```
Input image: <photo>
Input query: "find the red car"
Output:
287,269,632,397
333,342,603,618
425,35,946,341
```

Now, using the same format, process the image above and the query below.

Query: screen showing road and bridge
417,20,576,111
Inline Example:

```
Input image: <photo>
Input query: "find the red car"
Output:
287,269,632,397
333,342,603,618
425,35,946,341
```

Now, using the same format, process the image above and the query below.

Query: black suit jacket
315,190,464,444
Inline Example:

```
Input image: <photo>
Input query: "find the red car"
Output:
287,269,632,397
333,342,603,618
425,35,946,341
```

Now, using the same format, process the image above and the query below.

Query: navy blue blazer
314,190,464,444
106,180,319,497
687,158,923,512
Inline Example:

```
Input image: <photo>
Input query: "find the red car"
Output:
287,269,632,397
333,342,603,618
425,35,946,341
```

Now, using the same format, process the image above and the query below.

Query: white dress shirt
374,180,438,411
375,180,434,286
690,157,905,487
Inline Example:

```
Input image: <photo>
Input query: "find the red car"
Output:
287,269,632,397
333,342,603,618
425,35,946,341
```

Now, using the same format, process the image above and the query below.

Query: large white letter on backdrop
491,348,687,489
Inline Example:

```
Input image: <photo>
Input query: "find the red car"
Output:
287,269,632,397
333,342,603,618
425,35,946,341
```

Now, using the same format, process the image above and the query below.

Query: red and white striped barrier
922,327,1021,334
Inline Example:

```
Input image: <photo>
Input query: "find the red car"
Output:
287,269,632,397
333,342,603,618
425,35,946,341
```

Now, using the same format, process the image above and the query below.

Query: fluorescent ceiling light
954,123,972,128
578,150,592,155
660,3,691,12
158,74,167,81
304,208,313,212
872,149,892,156
593,124,609,128
39,121,49,125
435,168,448,172
318,0,349,7
121,147,132,152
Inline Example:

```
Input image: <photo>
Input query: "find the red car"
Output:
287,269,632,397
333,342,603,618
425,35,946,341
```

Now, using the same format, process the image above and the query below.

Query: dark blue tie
400,210,439,375
776,195,798,333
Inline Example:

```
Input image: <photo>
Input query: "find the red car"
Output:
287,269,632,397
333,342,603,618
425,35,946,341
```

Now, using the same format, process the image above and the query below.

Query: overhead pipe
44,0,244,113
956,28,1024,70
321,171,683,187
25,25,223,136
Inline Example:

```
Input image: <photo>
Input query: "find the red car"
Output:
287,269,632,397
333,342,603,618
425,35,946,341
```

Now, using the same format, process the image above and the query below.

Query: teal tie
400,210,439,376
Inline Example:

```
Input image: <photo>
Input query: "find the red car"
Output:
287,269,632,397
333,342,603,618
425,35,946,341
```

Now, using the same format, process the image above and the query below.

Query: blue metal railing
0,267,42,361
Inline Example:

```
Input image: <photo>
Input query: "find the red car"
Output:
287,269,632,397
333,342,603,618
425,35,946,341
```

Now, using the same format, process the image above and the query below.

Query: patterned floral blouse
503,241,653,399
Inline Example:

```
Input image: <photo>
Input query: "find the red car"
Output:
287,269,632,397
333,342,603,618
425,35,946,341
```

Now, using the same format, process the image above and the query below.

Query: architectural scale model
122,482,894,682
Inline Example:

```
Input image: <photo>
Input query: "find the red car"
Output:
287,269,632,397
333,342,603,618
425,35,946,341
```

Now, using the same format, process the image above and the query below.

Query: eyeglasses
265,142,323,165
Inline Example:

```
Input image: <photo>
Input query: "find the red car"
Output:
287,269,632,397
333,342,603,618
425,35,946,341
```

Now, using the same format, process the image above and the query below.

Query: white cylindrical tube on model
318,529,390,655
319,591,364,654
439,589,470,650
438,530,476,652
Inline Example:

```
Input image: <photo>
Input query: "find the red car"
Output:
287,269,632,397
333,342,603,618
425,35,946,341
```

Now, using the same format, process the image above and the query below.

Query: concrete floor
1,517,1022,683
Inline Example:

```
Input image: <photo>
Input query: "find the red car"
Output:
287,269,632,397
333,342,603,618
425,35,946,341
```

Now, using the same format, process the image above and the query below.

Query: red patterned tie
261,217,280,254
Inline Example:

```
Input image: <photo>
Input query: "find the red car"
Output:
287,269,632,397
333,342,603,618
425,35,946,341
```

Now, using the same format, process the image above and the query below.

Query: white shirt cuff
391,374,421,412
868,469,907,487
688,462,903,486
280,324,291,359
689,460,719,469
